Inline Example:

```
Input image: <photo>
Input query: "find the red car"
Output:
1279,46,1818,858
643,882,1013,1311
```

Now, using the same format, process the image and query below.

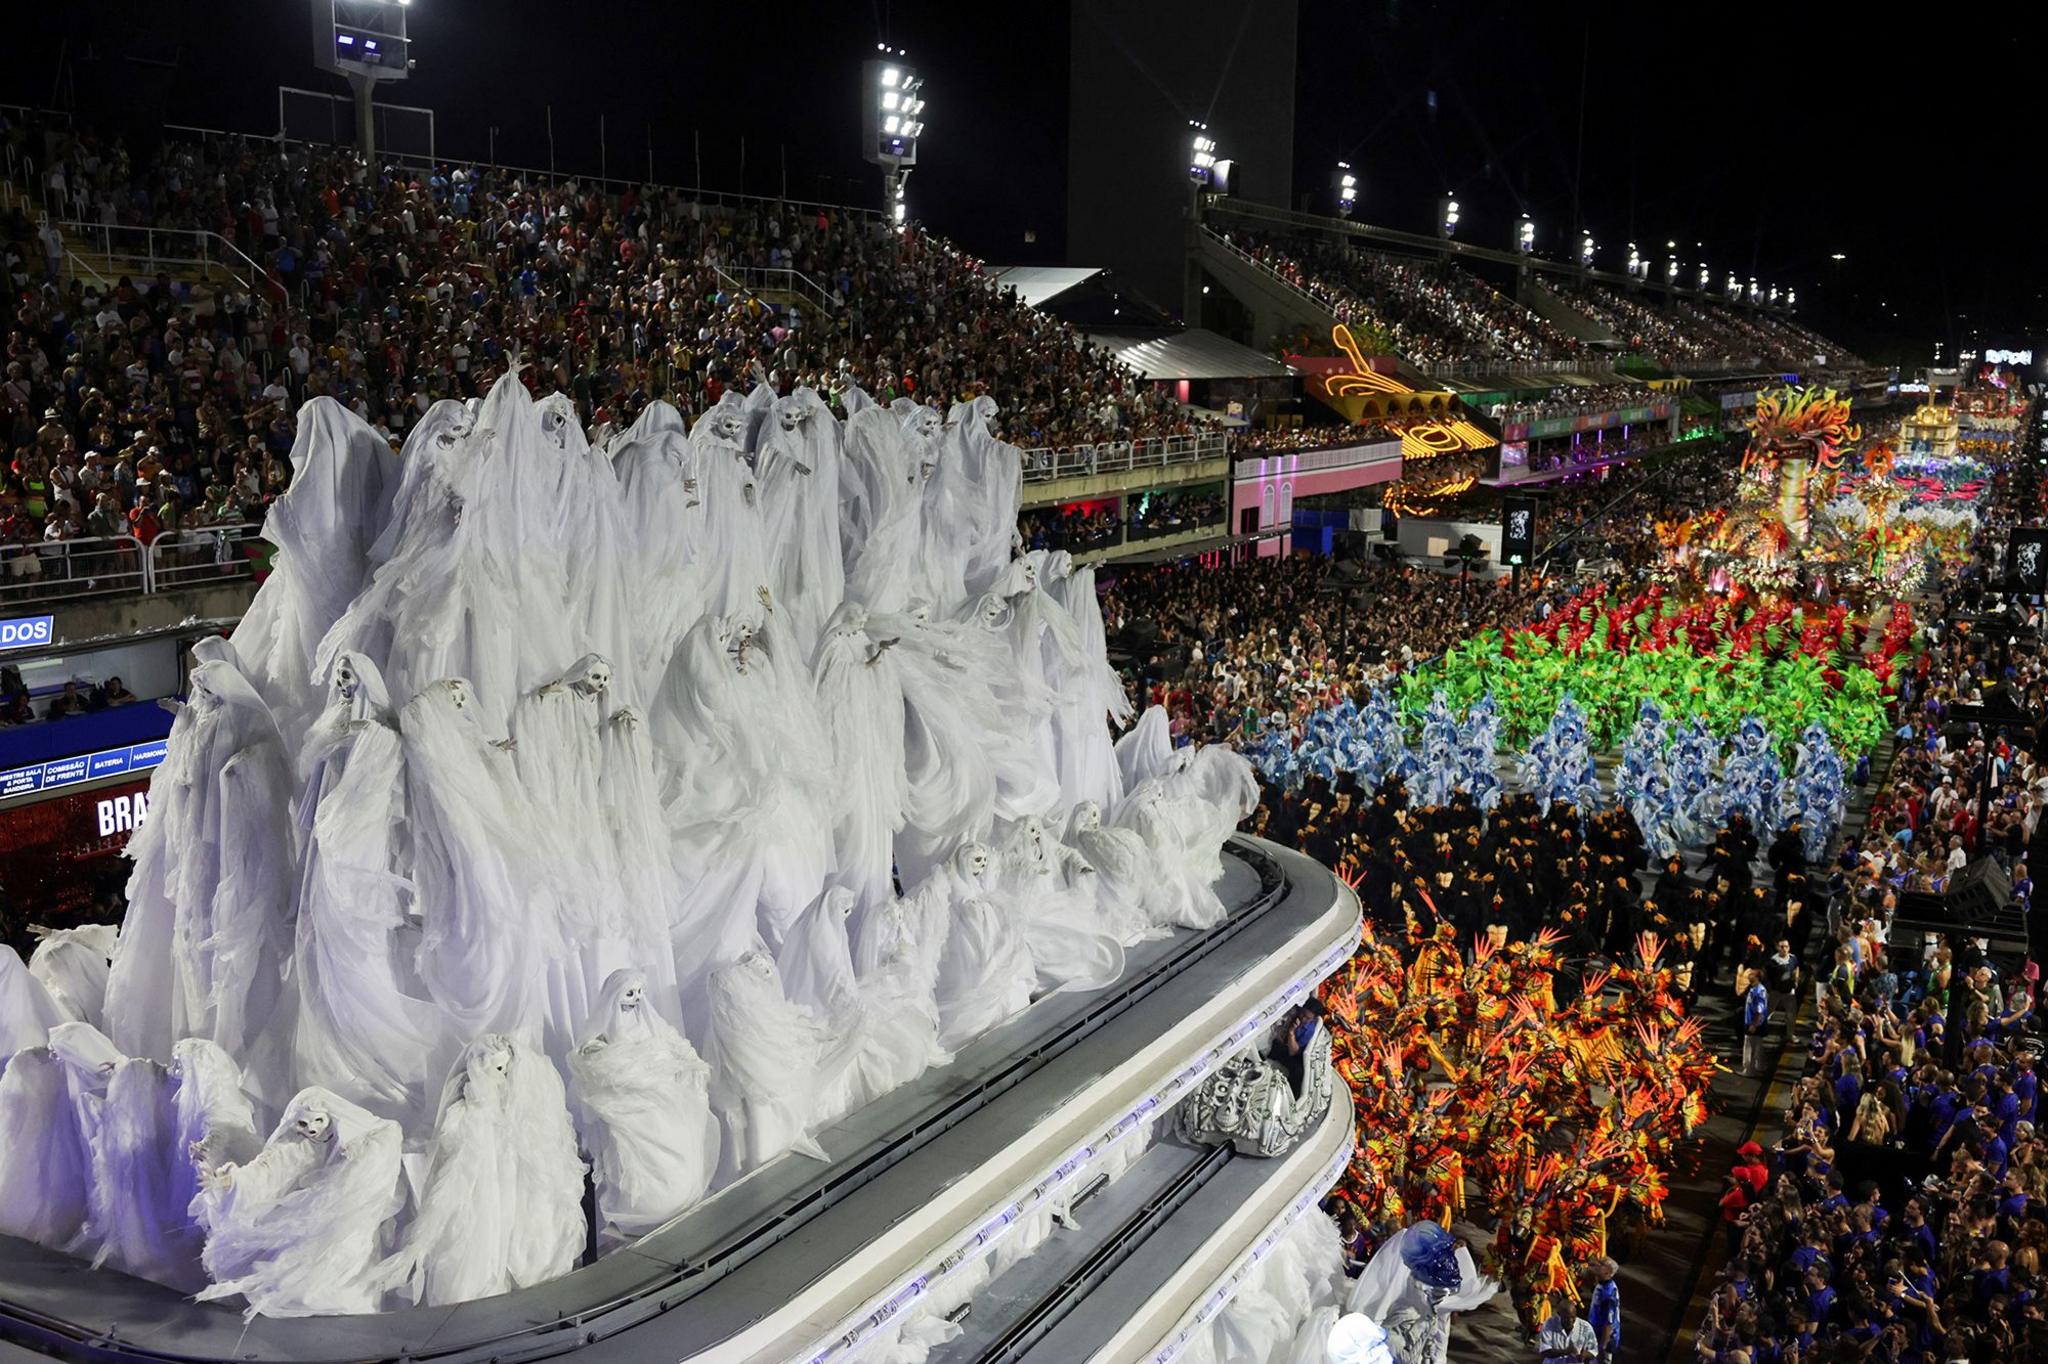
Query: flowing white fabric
0,1048,90,1249
932,844,1037,1050
996,817,1125,996
776,889,949,1125
25,924,117,1029
92,1054,205,1290
196,1087,405,1317
291,651,441,1126
380,1035,586,1306
704,952,829,1178
1,947,63,1057
569,969,719,1248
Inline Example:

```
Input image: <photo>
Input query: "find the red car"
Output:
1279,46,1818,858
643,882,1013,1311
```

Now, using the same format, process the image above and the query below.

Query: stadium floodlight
1768,284,1780,305
1625,242,1640,278
1516,214,1536,255
1830,252,1846,261
1665,253,1679,283
1786,288,1797,308
1189,121,1219,184
1747,276,1760,302
1698,265,1710,289
1336,162,1357,217
1578,231,1595,268
1727,272,1742,298
1438,196,1460,241
864,48,924,225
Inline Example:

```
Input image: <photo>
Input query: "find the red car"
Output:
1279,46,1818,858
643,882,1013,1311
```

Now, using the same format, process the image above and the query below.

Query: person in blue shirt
1742,969,1772,1076
1585,1256,1621,1363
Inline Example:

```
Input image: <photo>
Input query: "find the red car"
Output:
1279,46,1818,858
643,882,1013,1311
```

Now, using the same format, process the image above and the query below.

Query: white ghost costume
91,1051,204,1291
569,969,719,1249
840,406,928,613
995,817,1125,996
1043,553,1131,811
381,1035,586,1306
1063,800,1168,945
1,947,63,1057
170,1038,264,1235
401,679,553,1049
291,651,441,1126
26,924,118,1029
812,603,911,926
47,1021,126,1259
704,951,830,1180
932,844,1037,1051
105,656,298,1107
756,387,844,658
196,1087,405,1317
776,888,949,1125
0,1048,91,1249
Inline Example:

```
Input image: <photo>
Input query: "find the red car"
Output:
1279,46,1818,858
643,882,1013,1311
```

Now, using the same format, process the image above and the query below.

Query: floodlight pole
348,71,377,160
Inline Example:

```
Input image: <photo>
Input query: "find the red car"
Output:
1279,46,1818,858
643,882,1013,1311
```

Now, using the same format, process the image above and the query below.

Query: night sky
7,1,2037,363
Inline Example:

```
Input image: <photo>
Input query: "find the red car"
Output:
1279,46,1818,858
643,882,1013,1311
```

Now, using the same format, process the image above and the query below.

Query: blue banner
0,738,169,802
0,615,54,650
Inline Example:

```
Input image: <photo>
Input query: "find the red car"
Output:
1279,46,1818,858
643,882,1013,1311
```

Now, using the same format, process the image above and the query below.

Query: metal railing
1021,432,1232,484
54,221,279,297
145,524,266,595
0,525,266,610
0,536,148,608
1420,359,1619,382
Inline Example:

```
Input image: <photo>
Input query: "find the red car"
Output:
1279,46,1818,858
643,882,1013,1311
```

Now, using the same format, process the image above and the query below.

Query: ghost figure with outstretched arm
196,1087,405,1317
26,923,118,1030
777,888,950,1127
170,1038,264,1235
1345,1222,1499,1364
569,968,720,1248
291,651,442,1128
925,395,1022,611
0,1048,91,1250
401,679,554,1053
512,654,625,1047
812,603,911,928
755,387,844,659
381,1035,586,1306
932,843,1038,1051
704,951,830,1181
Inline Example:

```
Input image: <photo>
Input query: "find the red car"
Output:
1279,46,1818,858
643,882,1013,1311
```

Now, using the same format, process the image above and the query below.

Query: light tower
1438,195,1461,242
1516,213,1536,254
1578,230,1595,270
309,0,412,159
1335,162,1357,218
863,46,926,228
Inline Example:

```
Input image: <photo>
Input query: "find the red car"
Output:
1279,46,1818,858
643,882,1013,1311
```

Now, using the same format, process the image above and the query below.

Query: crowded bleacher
3,118,1217,575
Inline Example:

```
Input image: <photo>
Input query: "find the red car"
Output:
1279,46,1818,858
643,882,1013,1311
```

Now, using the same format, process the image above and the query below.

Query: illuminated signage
0,739,167,800
0,615,53,650
96,790,150,836
1984,349,2035,366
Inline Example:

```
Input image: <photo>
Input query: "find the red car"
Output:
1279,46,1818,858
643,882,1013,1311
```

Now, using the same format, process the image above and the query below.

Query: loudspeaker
1501,495,1538,566
1946,857,2013,924
2006,528,2048,594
